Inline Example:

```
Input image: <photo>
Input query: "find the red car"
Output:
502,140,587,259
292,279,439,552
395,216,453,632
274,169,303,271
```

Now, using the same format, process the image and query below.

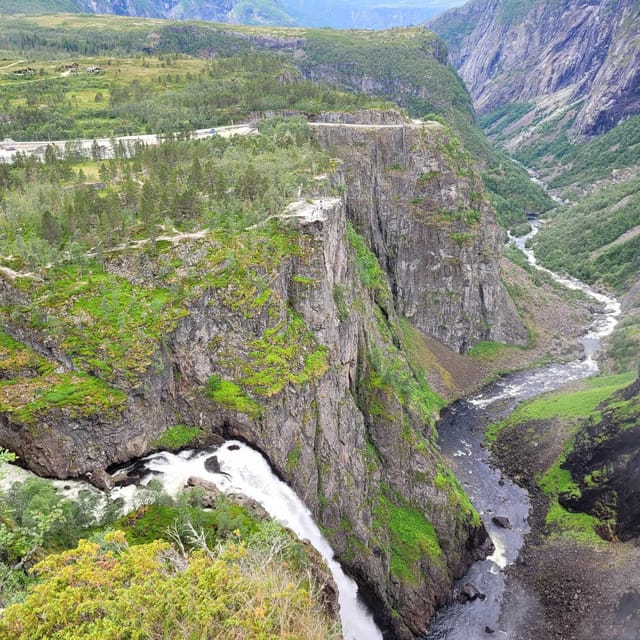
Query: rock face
429,0,640,139
312,111,528,352
561,370,640,541
0,111,525,638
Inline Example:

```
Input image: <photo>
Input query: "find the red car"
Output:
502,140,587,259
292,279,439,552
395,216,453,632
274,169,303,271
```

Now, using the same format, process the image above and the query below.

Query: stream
423,223,620,639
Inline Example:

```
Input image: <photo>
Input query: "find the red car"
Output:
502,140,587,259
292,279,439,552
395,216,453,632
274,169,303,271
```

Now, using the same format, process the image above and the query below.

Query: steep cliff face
561,370,640,541
312,111,528,352
429,0,640,139
0,114,505,636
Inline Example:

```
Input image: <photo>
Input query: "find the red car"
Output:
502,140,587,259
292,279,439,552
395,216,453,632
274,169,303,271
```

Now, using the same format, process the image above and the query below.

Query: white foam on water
131,441,382,640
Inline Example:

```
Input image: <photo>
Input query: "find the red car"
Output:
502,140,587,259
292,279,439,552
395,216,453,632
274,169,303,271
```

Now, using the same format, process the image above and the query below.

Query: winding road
0,119,436,164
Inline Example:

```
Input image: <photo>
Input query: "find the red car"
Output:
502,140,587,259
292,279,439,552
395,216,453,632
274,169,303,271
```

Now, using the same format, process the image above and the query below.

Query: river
423,223,620,639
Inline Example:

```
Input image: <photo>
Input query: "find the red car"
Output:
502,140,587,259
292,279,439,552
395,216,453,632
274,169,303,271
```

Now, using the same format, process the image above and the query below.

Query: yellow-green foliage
150,424,203,450
486,371,636,444
346,222,390,307
435,464,481,527
374,492,446,585
205,376,263,418
3,263,188,385
0,329,53,377
0,372,126,425
0,328,125,426
202,225,329,400
0,528,340,640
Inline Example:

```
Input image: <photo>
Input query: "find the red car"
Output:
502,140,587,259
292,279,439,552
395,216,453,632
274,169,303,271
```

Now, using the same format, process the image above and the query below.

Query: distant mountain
0,0,465,28
279,0,461,29
429,0,640,139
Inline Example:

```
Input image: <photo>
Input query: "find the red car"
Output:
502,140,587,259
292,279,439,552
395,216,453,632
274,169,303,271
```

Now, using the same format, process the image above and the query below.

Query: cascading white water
120,441,382,640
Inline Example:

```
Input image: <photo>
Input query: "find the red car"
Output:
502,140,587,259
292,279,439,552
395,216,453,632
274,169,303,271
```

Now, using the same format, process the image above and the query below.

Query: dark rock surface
457,581,486,603
561,369,640,541
491,515,512,530
313,112,527,353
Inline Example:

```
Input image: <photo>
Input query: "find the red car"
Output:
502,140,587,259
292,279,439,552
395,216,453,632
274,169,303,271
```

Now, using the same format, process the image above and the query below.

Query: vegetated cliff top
0,11,555,227
0,14,474,127
429,0,640,139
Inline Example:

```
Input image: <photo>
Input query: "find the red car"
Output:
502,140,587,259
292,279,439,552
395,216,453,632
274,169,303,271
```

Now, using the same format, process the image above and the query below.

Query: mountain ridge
0,0,463,29
429,0,640,140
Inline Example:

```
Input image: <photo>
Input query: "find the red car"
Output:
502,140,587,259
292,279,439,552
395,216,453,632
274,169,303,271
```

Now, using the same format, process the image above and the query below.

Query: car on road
209,128,217,135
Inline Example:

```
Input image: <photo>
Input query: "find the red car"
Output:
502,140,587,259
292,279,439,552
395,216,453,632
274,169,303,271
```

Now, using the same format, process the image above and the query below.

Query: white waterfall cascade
122,440,383,640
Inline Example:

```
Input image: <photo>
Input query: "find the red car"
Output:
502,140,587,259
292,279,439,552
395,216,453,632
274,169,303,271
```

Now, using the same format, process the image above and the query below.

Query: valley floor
493,413,640,640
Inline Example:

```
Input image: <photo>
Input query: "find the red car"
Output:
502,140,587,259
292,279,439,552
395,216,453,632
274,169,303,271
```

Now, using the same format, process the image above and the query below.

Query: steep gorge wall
312,111,528,352
429,0,640,138
0,111,534,638
0,190,491,638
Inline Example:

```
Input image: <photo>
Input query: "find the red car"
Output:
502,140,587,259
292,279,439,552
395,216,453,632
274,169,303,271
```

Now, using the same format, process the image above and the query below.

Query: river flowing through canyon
0,225,621,639
423,223,621,639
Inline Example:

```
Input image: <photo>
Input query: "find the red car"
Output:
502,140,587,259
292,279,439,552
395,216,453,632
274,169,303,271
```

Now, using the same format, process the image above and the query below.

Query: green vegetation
0,123,333,266
497,0,562,25
480,101,535,133
487,373,635,541
546,115,640,190
608,314,640,373
0,523,339,640
346,222,390,306
300,27,474,121
488,372,635,442
467,340,508,360
205,376,263,418
374,491,446,584
0,470,108,607
533,176,640,291
150,424,203,449
0,120,336,419
0,0,77,12
482,150,554,229
0,372,126,425
435,464,481,527
0,450,338,638
365,342,445,430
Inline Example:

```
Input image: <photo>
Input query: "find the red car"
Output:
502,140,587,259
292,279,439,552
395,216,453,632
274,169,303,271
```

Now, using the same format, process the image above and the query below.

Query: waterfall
121,440,383,640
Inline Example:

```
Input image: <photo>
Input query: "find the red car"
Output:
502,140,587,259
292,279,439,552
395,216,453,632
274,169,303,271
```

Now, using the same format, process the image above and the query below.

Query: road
0,119,437,164
0,124,256,163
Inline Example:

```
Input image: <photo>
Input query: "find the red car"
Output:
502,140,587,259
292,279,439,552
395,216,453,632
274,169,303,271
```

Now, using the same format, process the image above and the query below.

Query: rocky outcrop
312,110,528,352
0,143,498,637
429,0,640,139
561,369,640,541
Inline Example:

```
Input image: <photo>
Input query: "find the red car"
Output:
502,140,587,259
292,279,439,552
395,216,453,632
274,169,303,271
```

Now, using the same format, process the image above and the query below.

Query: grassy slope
488,372,635,542
0,13,550,229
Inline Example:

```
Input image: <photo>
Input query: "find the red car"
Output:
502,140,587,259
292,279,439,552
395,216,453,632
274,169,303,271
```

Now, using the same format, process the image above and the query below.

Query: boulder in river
204,455,226,475
491,516,512,529
186,476,222,507
457,582,486,603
